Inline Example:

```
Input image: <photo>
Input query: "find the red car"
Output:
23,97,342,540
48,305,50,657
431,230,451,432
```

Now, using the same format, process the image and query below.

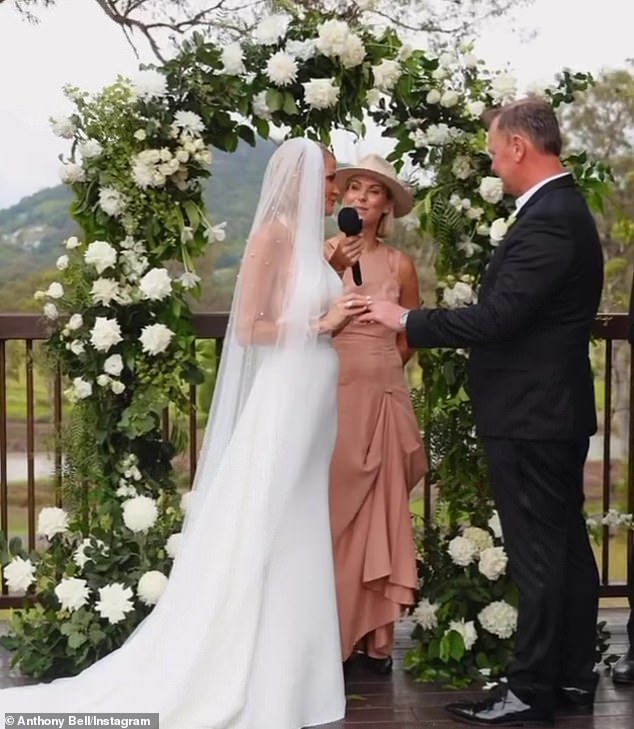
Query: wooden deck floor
1,609,633,727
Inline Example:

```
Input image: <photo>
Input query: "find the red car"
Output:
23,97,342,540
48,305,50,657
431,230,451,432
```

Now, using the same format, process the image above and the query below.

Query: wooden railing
0,313,632,607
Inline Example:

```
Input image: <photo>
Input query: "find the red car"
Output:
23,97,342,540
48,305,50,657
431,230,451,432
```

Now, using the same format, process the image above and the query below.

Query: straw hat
334,154,413,218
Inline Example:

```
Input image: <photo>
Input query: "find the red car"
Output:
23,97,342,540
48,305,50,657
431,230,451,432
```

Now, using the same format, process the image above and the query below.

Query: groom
364,97,603,725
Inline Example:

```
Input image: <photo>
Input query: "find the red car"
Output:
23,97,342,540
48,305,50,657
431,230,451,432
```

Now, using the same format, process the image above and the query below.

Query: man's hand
325,233,362,272
359,300,408,331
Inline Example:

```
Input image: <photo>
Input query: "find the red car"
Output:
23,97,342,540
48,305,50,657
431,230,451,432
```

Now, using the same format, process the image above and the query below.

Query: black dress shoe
556,686,595,714
360,653,393,675
612,649,634,685
445,687,553,726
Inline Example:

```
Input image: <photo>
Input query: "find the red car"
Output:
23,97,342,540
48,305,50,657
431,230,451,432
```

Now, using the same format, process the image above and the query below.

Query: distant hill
0,138,278,312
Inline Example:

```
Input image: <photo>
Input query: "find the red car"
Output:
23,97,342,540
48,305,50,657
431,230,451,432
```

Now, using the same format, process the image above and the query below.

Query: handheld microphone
337,207,363,286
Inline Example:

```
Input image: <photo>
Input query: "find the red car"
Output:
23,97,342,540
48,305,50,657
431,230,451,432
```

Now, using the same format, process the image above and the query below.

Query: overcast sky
0,0,631,208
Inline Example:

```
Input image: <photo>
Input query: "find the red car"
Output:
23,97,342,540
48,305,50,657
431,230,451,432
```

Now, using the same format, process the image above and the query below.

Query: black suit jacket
406,175,604,440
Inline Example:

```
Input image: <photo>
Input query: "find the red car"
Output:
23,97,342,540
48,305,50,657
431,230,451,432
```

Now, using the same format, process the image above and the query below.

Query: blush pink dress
330,244,428,660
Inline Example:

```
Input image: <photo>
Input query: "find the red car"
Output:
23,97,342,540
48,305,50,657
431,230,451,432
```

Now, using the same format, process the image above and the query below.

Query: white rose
440,90,459,108
90,317,123,353
479,176,504,204
69,377,92,401
66,314,82,332
466,206,484,220
37,506,69,539
65,235,81,249
137,570,169,606
302,79,340,110
139,323,174,356
466,100,486,118
221,43,245,76
166,532,183,559
139,267,172,301
478,546,508,581
95,583,135,624
104,353,124,377
489,217,509,244
372,60,402,92
478,600,518,639
111,381,126,395
50,115,76,139
447,619,478,651
68,340,85,356
84,240,117,274
412,598,438,631
122,495,158,532
452,156,473,180
79,139,103,160
447,535,477,566
96,374,111,388
55,577,90,612
56,255,69,270
43,303,59,320
59,162,86,184
426,89,441,105
46,282,64,299
3,556,36,593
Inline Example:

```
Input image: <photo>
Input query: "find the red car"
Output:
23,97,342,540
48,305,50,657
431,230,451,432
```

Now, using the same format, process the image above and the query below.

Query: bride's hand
319,294,370,333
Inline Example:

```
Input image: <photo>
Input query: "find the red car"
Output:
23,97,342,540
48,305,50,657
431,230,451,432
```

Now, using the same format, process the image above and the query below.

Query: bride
0,138,370,728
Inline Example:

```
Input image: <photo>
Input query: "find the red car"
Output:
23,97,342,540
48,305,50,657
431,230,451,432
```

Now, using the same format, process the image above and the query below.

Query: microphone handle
352,262,362,286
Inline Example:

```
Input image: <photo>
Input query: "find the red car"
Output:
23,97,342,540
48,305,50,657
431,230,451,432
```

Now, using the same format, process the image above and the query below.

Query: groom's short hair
483,97,562,157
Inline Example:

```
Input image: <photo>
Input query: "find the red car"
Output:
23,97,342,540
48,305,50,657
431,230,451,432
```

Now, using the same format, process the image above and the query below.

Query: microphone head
337,207,363,236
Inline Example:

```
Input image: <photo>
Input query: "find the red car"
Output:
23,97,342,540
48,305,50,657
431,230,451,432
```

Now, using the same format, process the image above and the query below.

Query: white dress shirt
515,171,571,213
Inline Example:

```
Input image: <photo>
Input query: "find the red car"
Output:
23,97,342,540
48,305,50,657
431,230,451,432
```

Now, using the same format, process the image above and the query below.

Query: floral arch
0,7,606,684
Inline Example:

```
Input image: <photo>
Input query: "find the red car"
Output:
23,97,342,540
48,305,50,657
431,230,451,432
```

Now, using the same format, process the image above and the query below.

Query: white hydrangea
84,240,117,274
221,43,246,76
59,162,86,184
98,187,126,218
3,556,36,593
50,115,76,139
90,317,123,353
139,323,174,356
95,583,135,624
37,507,69,539
131,69,167,99
55,577,90,612
447,619,478,651
462,526,493,553
452,156,473,180
137,570,169,606
266,51,298,86
372,60,402,92
425,123,452,146
490,73,517,104
478,546,508,581
412,598,438,631
122,495,158,533
479,176,504,204
139,267,172,301
302,79,340,110
447,535,477,566
253,14,289,45
478,600,518,639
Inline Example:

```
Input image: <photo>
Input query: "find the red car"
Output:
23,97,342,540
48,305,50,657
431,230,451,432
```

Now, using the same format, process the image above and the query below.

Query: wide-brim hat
334,154,414,218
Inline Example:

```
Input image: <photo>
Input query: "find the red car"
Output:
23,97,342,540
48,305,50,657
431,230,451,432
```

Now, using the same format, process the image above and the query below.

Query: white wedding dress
0,139,346,728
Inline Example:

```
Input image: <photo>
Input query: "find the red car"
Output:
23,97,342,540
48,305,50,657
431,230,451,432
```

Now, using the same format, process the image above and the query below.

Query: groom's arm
406,216,573,348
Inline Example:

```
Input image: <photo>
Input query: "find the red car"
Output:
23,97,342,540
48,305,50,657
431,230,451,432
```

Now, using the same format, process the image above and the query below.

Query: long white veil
0,138,338,727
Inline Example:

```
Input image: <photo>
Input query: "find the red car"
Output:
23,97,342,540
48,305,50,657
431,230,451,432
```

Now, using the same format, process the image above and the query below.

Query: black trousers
627,541,634,647
482,437,600,702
